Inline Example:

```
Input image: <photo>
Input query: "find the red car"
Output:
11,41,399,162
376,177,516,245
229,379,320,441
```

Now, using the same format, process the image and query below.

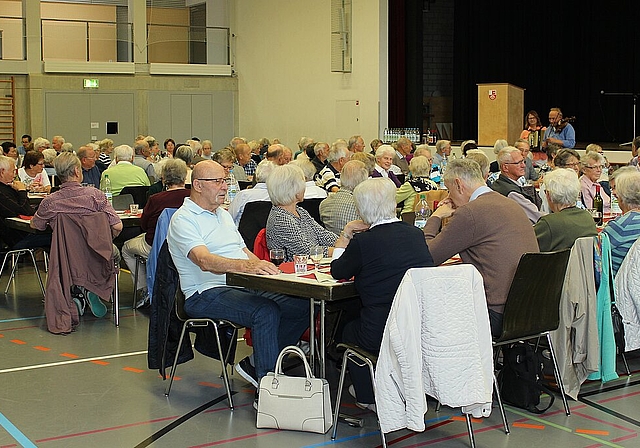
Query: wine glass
309,246,324,272
269,249,285,268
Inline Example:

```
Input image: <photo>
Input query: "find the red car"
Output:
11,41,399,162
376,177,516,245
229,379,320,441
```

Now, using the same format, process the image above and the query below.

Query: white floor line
0,350,148,374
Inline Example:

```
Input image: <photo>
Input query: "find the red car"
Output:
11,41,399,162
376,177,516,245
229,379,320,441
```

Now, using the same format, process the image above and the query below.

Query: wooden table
226,270,358,378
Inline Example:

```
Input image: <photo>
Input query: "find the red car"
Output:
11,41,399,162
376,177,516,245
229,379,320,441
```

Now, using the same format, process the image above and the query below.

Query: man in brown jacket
423,158,539,337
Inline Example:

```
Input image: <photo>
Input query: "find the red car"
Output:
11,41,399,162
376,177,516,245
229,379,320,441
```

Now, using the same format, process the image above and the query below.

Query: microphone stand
601,91,637,145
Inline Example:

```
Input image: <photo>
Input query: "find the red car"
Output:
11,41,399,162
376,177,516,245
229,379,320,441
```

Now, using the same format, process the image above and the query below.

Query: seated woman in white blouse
18,151,51,193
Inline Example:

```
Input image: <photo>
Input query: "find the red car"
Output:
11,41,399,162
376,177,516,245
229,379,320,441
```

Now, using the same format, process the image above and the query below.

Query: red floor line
584,432,638,448
0,325,40,332
572,411,636,433
598,389,640,403
188,429,281,447
30,415,181,443
400,419,513,448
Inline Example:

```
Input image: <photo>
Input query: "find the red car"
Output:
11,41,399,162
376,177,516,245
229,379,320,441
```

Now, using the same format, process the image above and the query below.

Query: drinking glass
129,204,140,215
309,246,324,272
293,254,309,274
269,249,285,267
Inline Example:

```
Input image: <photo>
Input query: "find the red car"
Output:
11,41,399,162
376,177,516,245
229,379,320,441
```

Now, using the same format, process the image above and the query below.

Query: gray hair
327,142,349,163
375,144,395,159
353,177,398,225
54,152,81,183
408,155,432,177
414,144,432,159
230,137,247,149
585,143,603,155
255,160,276,183
543,168,580,206
212,148,236,165
348,135,363,150
161,158,188,186
266,163,306,206
465,149,490,178
187,139,202,155
435,139,451,154
114,144,134,162
314,142,329,156
615,169,640,209
497,146,521,166
42,148,58,164
98,138,113,152
60,142,74,153
340,160,369,191
493,139,509,155
175,145,194,165
134,139,149,155
350,152,375,175
33,137,50,151
443,158,485,187
0,154,15,172
609,166,638,184
298,136,314,150
291,158,317,181
581,151,605,166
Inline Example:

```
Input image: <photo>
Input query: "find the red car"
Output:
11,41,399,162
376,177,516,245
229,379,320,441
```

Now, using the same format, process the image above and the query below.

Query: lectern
477,83,524,146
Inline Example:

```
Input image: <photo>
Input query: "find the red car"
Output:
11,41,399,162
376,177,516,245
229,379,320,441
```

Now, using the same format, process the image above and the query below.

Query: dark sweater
331,221,434,350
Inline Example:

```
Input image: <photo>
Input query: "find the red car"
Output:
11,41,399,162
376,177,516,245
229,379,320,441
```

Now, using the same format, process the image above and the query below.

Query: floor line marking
577,429,610,435
580,396,640,429
572,411,636,433
598,389,640,403
188,429,281,448
507,407,624,448
513,422,545,429
0,350,148,374
0,412,37,448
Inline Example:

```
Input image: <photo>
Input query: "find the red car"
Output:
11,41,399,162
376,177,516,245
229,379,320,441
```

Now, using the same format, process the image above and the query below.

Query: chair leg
546,333,571,415
27,249,45,297
621,352,631,376
133,257,139,308
113,268,120,327
212,323,235,410
493,372,510,434
4,253,21,294
465,413,476,448
165,323,190,396
331,350,350,440
367,356,386,448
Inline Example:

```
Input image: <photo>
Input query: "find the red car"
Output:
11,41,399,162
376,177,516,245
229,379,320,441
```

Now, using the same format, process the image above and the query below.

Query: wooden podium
477,83,524,146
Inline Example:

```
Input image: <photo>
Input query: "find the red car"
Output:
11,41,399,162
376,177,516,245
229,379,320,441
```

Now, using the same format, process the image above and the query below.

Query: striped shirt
602,210,640,276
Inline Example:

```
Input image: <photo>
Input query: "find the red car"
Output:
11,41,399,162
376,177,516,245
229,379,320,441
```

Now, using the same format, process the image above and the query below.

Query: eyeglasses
195,178,226,185
504,159,525,165
560,162,580,168
584,165,603,170
221,164,233,171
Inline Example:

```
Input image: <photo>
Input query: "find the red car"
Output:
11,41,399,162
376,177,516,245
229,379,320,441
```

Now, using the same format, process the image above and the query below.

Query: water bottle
439,158,447,189
226,173,239,204
101,174,113,205
414,194,431,229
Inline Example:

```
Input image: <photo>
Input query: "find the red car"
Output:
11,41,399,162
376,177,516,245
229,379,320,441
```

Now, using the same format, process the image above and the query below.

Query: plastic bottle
611,194,622,215
101,174,113,205
226,172,239,204
439,158,447,189
414,194,431,229
593,184,604,226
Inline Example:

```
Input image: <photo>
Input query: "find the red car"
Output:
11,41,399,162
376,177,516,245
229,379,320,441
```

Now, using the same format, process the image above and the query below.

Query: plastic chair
120,185,150,209
299,198,324,226
112,193,134,211
237,201,271,252
494,249,572,419
164,284,242,409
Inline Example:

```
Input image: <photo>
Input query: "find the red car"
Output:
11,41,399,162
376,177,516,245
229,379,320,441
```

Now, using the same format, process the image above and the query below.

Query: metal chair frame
164,288,241,410
132,254,147,307
1,248,46,297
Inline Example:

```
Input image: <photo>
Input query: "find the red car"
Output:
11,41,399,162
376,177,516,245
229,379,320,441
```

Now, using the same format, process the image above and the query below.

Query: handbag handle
273,345,314,379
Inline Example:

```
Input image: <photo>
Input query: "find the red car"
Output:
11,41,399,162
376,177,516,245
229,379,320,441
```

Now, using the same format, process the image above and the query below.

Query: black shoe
236,356,258,388
253,391,259,411
135,290,150,309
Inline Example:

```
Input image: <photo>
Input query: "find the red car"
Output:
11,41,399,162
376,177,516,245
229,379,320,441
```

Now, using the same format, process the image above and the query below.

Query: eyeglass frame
583,164,603,170
503,159,526,165
194,177,226,185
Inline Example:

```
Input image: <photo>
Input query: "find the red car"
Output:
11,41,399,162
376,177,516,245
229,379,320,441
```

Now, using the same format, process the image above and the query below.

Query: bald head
191,160,228,210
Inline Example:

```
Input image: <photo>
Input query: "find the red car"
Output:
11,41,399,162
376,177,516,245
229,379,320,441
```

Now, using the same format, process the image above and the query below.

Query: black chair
120,185,150,209
238,180,253,190
112,193,134,211
494,249,572,419
237,201,272,252
165,284,242,409
299,198,324,226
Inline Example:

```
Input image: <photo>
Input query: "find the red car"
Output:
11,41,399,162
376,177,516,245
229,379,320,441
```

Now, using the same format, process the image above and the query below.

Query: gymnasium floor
2,259,640,448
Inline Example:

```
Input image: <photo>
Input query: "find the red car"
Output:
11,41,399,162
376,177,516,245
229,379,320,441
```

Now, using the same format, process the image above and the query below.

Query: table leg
320,299,326,378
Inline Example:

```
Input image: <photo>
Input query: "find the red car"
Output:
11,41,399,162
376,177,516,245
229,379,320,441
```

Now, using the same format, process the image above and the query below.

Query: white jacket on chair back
374,264,493,434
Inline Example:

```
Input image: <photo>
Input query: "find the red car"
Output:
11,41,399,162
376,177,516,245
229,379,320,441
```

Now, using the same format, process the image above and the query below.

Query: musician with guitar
542,107,576,149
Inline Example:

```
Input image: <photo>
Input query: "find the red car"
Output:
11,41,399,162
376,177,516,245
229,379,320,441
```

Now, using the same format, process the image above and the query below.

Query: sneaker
85,289,108,318
72,297,86,316
236,356,258,388
135,290,150,309
348,385,377,413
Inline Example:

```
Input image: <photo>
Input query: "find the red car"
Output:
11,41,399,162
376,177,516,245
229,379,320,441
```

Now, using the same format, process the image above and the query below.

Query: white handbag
256,345,333,434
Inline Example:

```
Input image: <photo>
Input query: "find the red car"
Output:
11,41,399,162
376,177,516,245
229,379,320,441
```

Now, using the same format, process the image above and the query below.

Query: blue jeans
184,287,310,379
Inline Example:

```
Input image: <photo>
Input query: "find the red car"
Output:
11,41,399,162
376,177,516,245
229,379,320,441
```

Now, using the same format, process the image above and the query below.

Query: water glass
293,254,309,274
129,204,140,214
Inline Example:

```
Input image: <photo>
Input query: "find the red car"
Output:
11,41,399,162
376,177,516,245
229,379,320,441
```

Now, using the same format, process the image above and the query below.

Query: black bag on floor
499,342,555,414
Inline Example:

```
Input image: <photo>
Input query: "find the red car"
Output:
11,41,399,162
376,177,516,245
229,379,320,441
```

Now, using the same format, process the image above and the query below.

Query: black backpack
498,342,555,413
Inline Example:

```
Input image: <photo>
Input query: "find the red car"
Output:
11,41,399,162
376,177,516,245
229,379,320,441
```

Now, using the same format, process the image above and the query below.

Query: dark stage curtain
452,1,640,144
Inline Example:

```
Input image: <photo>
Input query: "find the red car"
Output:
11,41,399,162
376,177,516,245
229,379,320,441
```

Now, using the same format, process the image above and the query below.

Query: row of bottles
382,128,421,144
